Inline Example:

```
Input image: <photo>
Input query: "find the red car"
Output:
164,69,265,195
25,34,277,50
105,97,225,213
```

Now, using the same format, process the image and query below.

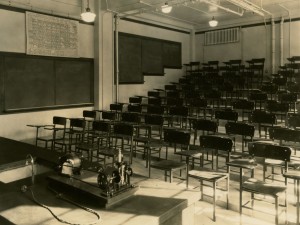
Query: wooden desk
283,170,300,225
227,159,257,214
175,150,203,188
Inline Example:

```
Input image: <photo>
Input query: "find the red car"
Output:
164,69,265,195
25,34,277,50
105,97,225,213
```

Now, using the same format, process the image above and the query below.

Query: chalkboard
1,53,93,112
4,56,55,110
118,32,182,83
119,33,143,84
56,60,92,105
163,41,182,69
142,38,164,75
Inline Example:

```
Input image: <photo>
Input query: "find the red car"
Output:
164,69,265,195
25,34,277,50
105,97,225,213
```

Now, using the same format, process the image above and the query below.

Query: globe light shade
81,8,96,22
209,17,218,27
161,3,172,13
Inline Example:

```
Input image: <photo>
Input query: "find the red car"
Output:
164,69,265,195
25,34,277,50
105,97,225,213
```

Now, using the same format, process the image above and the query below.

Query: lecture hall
0,0,300,225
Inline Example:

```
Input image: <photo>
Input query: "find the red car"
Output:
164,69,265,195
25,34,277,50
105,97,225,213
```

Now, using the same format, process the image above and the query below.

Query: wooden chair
54,118,86,154
76,120,111,162
148,129,189,183
232,99,254,121
191,135,233,171
250,110,279,138
109,122,135,164
133,114,165,164
225,121,255,153
240,142,292,225
214,109,239,124
192,119,218,145
188,168,229,222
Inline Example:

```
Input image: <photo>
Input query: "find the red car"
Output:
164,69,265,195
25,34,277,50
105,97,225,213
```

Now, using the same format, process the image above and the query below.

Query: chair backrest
200,135,233,152
269,127,300,142
127,104,142,113
250,110,277,124
166,91,180,98
204,90,221,99
266,101,289,113
148,97,162,106
147,105,165,115
110,103,123,111
169,106,189,117
121,112,140,124
129,96,142,104
92,121,111,133
248,142,291,161
232,99,254,111
279,92,298,102
148,91,160,97
225,122,255,137
53,116,67,126
101,111,116,121
189,98,207,108
215,110,238,122
165,84,177,91
163,129,191,146
144,114,164,126
249,92,268,101
193,119,218,133
287,114,300,129
83,110,97,120
69,119,86,136
113,123,134,136
166,98,184,106
261,83,278,94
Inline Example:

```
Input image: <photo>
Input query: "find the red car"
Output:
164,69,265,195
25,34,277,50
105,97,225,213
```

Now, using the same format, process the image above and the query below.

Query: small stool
188,169,229,222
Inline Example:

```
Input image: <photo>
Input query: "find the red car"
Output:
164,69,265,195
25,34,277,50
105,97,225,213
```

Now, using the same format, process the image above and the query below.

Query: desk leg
239,168,243,224
297,180,299,225
186,157,189,189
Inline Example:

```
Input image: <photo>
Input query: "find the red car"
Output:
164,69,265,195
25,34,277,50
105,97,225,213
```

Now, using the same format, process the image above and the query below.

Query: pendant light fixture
209,16,218,27
161,2,172,13
81,0,96,22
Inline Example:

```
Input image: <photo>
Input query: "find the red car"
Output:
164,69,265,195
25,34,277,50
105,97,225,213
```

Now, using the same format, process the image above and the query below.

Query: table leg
239,168,243,224
297,180,299,225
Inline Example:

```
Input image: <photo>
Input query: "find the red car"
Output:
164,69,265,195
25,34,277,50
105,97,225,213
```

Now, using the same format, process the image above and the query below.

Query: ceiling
105,0,300,30
0,0,298,30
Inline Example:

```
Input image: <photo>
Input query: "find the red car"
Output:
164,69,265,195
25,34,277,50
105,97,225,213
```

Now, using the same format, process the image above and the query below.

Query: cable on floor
21,185,101,225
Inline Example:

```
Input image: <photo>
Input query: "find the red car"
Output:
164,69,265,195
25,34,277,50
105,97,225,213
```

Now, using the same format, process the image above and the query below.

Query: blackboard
4,56,55,110
163,41,182,69
56,60,92,105
1,53,93,112
118,32,182,83
142,38,164,75
119,33,143,84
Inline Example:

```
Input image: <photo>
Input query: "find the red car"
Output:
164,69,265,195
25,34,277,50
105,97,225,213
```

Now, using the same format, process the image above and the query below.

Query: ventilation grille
205,27,240,45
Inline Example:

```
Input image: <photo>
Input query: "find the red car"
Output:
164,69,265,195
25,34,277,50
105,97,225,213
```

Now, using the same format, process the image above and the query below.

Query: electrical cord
22,185,101,225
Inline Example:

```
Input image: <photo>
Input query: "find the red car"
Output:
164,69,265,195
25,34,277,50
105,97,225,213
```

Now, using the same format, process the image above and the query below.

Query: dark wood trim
4,103,94,114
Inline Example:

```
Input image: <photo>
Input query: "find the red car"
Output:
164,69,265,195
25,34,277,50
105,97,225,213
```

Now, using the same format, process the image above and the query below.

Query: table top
227,159,257,170
175,150,203,158
283,170,300,180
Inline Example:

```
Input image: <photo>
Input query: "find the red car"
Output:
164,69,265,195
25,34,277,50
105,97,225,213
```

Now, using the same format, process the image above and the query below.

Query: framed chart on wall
26,11,79,58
